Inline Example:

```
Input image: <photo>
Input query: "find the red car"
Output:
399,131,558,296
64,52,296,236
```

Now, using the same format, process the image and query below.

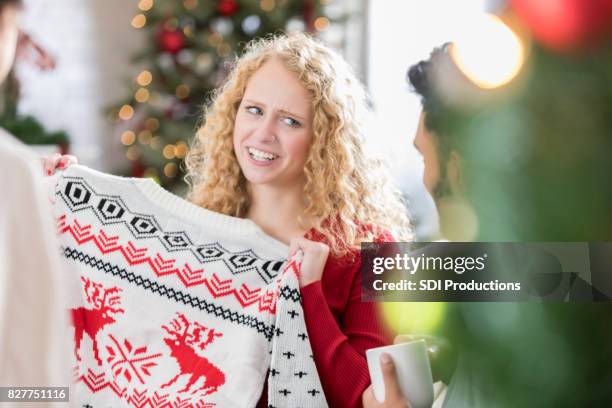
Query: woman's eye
246,106,262,115
282,117,301,128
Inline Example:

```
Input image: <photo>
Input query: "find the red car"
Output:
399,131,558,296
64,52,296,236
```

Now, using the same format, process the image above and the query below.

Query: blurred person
408,43,471,243
367,23,612,405
0,0,70,400
361,45,464,408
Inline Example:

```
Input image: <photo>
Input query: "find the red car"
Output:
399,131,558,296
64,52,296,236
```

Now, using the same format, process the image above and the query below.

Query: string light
314,17,330,31
120,131,136,146
138,130,153,145
144,117,160,132
135,88,150,103
163,144,177,159
164,162,179,178
126,146,140,161
183,0,198,10
118,105,135,120
137,70,153,86
175,84,191,99
260,0,275,12
131,14,147,29
138,0,154,11
175,141,189,158
242,15,262,35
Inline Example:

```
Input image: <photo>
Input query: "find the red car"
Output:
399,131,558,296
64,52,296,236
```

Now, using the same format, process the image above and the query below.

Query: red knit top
257,231,393,408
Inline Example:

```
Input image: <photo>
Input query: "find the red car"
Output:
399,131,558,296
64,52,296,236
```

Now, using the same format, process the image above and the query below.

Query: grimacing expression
233,57,314,188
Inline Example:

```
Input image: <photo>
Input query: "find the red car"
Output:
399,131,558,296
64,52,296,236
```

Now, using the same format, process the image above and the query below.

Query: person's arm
301,255,390,408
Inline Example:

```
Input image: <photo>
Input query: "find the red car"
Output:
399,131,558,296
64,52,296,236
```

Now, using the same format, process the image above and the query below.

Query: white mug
366,340,434,408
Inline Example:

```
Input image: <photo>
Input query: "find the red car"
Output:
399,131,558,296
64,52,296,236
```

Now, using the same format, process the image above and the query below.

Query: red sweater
257,236,392,408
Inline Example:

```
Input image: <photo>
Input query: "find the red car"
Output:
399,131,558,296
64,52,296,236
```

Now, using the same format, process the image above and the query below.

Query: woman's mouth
247,147,279,162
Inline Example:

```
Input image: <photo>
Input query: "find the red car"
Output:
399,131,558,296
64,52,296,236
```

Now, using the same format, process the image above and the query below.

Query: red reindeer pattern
161,314,226,396
71,277,124,365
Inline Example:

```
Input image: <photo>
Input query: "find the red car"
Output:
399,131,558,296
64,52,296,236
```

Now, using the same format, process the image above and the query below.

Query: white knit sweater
52,166,327,408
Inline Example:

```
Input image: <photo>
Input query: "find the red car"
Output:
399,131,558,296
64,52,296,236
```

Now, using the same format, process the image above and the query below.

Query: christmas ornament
511,0,612,51
157,53,175,71
286,18,306,33
156,26,186,54
176,49,194,65
241,15,261,35
218,0,239,16
211,17,234,36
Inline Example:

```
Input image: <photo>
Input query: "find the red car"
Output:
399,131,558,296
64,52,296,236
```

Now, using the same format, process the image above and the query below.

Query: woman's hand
42,154,78,176
289,237,329,287
362,353,412,408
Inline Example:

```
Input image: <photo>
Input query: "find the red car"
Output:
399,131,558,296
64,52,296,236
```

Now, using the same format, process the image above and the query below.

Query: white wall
17,0,145,171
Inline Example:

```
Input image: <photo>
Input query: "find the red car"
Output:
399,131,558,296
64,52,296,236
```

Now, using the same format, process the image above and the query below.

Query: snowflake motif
106,335,162,384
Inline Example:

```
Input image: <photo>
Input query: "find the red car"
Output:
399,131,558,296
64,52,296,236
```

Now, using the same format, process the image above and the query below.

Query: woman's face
233,57,314,188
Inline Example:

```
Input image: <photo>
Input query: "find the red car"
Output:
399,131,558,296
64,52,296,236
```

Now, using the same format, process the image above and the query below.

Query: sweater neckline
136,178,290,256
71,166,290,257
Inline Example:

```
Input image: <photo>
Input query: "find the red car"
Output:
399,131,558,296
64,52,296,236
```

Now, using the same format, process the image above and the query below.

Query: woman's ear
446,150,463,195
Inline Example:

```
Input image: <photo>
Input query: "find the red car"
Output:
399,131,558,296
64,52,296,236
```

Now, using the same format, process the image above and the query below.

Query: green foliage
0,113,69,146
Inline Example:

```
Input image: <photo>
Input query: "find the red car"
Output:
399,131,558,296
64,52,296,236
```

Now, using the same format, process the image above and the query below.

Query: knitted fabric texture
52,166,328,408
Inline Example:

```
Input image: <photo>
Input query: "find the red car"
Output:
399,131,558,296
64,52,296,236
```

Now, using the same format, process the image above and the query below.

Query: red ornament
157,28,185,54
511,0,612,52
218,0,239,16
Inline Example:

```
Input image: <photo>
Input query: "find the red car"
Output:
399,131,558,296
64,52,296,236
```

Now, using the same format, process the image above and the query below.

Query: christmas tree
113,0,329,192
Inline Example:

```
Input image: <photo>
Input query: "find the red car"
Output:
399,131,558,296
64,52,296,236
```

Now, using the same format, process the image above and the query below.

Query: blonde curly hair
185,32,413,257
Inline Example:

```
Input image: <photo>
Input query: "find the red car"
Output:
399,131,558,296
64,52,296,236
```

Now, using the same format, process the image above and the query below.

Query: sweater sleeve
300,255,391,408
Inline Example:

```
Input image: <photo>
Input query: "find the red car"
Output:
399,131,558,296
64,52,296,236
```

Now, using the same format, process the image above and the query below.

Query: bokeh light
451,13,525,89
138,0,154,12
120,130,136,146
118,105,135,120
164,162,179,178
381,302,447,335
131,14,147,29
135,88,150,103
260,0,275,12
314,17,330,31
137,70,153,86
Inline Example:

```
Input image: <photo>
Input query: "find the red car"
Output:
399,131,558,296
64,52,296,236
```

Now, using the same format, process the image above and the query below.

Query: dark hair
407,43,452,138
407,43,458,198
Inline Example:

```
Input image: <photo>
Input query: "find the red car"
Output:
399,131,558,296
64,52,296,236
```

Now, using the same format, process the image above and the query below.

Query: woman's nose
252,117,276,143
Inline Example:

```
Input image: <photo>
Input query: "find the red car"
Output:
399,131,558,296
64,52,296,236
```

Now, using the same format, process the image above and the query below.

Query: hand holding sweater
290,237,330,287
